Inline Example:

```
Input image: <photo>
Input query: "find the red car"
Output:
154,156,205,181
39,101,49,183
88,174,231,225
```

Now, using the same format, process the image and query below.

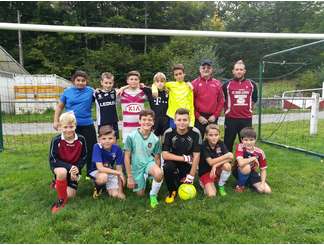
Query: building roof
0,45,29,74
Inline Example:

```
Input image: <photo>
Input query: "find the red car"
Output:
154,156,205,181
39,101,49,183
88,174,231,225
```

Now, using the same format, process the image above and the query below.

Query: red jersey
192,76,224,119
235,143,267,171
49,133,87,170
222,79,258,119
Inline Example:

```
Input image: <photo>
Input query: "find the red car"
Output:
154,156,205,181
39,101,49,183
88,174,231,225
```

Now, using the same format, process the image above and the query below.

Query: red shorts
199,167,222,186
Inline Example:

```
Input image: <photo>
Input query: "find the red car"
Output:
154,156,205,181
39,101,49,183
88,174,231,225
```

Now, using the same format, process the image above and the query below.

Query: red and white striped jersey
120,88,146,143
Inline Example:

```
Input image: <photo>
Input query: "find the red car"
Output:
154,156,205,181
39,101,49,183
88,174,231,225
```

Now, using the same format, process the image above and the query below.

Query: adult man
192,59,224,136
222,60,258,152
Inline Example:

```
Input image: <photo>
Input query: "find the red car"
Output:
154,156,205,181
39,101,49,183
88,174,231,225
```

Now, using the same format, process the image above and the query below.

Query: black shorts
98,122,119,139
154,116,170,136
232,168,261,187
51,168,79,190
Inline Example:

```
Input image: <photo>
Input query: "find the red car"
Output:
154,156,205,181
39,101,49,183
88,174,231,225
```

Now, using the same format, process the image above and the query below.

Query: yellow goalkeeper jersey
152,81,195,126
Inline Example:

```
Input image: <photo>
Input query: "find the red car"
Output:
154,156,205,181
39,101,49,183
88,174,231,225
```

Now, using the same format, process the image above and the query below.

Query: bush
296,64,324,89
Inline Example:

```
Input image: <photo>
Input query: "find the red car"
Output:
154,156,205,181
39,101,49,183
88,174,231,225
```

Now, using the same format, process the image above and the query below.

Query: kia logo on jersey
125,103,142,113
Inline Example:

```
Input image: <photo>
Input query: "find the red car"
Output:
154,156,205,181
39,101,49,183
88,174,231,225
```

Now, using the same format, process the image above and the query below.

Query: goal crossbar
1,22,324,40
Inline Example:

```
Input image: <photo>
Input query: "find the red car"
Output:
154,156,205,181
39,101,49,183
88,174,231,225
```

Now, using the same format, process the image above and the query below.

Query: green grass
262,80,296,97
261,119,324,154
1,133,324,243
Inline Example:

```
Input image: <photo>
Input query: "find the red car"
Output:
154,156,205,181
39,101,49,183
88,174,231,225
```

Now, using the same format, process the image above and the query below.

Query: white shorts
89,170,119,190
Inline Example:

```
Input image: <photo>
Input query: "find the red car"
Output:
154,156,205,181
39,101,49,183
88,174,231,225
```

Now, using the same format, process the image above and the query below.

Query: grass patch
261,119,324,154
262,80,296,97
1,133,324,243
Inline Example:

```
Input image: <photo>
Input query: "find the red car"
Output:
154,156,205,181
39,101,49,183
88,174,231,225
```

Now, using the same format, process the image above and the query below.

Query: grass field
261,119,324,154
1,131,324,243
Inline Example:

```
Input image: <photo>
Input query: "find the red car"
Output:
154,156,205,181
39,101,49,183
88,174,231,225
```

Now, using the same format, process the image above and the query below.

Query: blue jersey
60,86,94,126
90,143,124,173
93,89,118,125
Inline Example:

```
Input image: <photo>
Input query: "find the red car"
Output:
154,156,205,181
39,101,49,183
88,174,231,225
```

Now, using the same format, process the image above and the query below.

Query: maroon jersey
222,79,258,119
49,133,87,171
235,143,267,171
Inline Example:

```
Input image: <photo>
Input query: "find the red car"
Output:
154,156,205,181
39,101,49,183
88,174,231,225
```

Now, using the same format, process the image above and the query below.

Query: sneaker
51,199,65,214
165,191,177,204
150,195,159,208
234,185,245,193
92,187,103,199
218,185,227,196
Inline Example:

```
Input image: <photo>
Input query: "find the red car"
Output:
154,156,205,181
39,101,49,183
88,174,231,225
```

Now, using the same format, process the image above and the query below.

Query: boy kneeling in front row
49,112,87,213
162,108,202,204
90,125,125,200
199,124,233,197
233,127,272,194
124,109,163,208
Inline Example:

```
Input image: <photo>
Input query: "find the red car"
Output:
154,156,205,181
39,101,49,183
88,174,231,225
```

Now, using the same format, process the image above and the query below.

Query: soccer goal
0,22,324,154
258,40,324,158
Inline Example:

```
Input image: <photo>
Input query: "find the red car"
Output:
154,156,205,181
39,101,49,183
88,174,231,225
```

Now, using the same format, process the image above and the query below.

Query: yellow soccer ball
178,183,197,201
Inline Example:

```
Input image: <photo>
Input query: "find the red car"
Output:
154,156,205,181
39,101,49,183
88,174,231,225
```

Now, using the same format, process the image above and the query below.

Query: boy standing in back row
152,64,195,128
93,72,120,139
120,71,146,144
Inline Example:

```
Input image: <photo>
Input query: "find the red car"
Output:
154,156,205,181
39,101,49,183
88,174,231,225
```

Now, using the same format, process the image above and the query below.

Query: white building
0,45,71,114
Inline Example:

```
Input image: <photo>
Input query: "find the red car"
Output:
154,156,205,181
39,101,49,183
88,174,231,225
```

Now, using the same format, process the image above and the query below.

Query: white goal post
1,23,324,39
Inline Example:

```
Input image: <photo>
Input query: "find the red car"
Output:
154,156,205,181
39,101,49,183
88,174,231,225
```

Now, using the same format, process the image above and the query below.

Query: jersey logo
125,103,142,113
110,93,115,100
98,94,103,99
148,143,152,148
154,97,161,105
216,147,222,154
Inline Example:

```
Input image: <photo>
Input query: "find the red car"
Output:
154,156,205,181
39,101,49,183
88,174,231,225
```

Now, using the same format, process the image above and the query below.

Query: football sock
149,179,163,196
218,170,231,187
237,169,249,186
55,179,68,203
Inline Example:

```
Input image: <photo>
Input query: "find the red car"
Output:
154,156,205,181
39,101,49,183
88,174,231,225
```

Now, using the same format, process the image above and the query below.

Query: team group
49,59,271,213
